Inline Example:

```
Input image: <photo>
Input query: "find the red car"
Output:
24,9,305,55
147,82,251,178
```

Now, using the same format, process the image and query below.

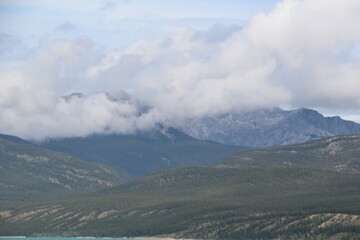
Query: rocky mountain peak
176,107,360,147
62,92,84,102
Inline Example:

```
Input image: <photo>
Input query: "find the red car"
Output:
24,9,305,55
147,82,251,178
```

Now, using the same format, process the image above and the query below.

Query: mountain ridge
214,134,360,173
0,134,121,202
175,107,360,147
40,126,243,180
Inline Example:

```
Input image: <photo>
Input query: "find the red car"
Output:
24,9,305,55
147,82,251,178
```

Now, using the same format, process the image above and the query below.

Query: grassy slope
1,166,359,239
40,128,242,179
215,134,360,173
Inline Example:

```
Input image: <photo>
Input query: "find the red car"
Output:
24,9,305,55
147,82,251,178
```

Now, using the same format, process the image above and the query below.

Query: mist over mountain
33,91,360,148
175,107,360,147
2,91,162,141
1,0,360,142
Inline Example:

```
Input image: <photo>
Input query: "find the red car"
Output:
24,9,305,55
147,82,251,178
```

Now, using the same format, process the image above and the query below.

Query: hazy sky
0,0,278,50
1,0,360,140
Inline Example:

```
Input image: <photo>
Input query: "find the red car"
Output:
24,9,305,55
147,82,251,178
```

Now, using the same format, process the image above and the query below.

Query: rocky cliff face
176,108,360,147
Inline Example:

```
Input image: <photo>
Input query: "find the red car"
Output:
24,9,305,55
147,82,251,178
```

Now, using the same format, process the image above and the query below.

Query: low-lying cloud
0,38,161,141
0,0,360,140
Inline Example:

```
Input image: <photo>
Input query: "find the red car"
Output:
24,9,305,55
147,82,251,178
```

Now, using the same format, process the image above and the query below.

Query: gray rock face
175,107,360,147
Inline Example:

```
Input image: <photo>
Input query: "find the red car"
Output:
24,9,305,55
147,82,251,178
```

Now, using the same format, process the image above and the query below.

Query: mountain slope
40,126,242,179
1,166,359,239
176,107,360,147
0,134,121,202
214,134,360,173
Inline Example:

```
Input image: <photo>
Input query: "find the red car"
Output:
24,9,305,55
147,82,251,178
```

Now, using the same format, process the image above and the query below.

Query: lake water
0,238,160,240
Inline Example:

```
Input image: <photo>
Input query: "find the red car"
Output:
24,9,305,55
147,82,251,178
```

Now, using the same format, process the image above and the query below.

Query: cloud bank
0,38,161,140
90,0,360,115
0,0,360,140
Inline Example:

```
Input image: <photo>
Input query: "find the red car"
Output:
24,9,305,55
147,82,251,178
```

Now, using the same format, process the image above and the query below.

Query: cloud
219,0,360,109
1,0,360,140
28,91,160,141
54,21,77,32
0,38,161,141
89,0,360,116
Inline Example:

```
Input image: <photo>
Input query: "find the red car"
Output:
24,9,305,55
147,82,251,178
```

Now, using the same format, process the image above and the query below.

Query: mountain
175,107,360,147
2,132,360,239
40,126,243,179
0,134,121,202
214,134,360,173
1,166,359,239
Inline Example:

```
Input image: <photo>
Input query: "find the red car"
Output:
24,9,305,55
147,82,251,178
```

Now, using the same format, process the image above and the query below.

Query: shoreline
0,237,197,240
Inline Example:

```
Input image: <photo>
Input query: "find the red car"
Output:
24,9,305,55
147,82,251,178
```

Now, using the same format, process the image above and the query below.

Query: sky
0,0,360,140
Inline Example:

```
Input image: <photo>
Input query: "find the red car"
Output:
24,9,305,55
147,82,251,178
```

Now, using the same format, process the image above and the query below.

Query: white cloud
0,38,161,140
0,0,360,140
89,0,360,117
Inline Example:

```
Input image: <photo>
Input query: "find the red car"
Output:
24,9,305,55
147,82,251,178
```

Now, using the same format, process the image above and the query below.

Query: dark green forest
1,134,360,239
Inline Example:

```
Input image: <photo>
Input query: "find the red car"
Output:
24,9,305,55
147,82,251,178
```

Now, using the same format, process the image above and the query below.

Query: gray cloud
0,0,360,140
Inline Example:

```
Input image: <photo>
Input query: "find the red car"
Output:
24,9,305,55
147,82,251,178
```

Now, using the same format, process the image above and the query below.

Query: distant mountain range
40,126,242,179
175,107,360,147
